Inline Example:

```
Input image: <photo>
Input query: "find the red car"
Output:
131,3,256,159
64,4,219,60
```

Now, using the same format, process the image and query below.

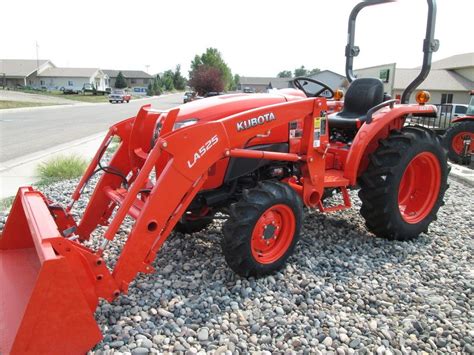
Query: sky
1,0,473,78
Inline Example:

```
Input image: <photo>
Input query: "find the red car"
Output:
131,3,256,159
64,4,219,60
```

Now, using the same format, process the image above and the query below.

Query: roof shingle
0,59,50,77
103,70,152,79
394,69,474,91
38,67,101,78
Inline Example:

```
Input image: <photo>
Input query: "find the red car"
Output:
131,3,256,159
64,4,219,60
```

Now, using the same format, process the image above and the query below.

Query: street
0,93,183,162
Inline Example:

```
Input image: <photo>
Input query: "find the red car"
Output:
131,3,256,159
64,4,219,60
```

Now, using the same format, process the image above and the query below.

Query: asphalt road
0,93,183,162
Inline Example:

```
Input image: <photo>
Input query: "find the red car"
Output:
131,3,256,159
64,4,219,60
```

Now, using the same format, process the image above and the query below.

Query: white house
35,67,109,91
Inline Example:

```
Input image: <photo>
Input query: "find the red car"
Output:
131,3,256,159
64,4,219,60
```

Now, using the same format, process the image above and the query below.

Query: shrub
36,154,87,185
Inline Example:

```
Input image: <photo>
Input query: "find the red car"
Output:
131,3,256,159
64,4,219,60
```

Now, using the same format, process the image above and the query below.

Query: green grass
36,154,88,186
107,136,122,153
61,94,110,103
0,196,14,211
0,100,60,109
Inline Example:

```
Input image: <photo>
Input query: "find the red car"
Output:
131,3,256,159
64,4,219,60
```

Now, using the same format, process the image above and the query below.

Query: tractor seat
329,78,384,130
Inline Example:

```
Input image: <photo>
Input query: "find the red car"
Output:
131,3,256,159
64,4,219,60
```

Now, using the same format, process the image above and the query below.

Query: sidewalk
448,161,474,187
0,132,105,198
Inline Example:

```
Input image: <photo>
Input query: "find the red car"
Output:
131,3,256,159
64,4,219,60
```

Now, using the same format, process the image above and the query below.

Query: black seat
329,78,384,129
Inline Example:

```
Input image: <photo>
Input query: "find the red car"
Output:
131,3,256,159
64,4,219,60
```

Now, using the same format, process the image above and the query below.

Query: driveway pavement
0,93,182,162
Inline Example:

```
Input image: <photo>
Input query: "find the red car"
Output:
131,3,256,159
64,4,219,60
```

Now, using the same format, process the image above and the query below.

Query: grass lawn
61,94,110,103
0,100,61,109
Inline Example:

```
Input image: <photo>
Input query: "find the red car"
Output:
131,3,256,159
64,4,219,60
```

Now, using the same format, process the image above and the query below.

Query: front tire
359,126,448,241
442,120,474,164
222,181,303,277
175,218,212,234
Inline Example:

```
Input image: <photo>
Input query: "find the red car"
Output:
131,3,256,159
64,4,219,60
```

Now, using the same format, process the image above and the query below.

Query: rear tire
222,181,303,277
442,120,474,164
358,126,448,241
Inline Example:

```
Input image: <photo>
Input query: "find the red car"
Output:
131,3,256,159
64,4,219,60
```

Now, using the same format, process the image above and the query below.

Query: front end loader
0,0,448,353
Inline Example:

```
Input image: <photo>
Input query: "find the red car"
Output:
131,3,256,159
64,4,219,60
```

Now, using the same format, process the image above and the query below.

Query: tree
277,70,292,78
152,76,162,95
161,70,175,91
173,65,186,91
115,71,127,88
189,66,224,95
294,66,308,78
233,74,240,90
309,68,321,76
190,48,233,91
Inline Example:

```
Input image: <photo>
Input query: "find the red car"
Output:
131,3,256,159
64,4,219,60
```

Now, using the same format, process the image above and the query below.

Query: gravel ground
0,175,472,355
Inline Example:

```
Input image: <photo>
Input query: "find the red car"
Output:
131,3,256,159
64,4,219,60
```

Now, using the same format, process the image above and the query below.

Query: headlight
173,118,199,131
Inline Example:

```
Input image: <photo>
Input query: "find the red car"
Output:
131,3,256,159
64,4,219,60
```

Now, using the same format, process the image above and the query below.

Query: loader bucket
0,187,102,354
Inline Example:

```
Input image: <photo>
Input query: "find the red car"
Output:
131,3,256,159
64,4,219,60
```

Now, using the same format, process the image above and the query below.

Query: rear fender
344,104,437,185
452,115,474,124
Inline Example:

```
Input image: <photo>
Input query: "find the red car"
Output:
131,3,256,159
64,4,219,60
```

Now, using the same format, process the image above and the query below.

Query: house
36,67,109,92
238,77,292,93
354,53,474,104
103,70,152,90
0,59,54,88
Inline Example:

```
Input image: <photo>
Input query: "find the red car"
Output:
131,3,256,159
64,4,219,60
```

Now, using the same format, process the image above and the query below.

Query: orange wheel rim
451,131,474,155
398,152,441,224
251,204,295,264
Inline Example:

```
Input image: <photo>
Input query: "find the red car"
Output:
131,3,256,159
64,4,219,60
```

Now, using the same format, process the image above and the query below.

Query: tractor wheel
442,121,474,164
175,218,212,234
222,181,303,277
358,126,448,241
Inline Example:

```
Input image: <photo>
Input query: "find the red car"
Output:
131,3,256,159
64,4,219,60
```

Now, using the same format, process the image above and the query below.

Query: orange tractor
0,0,448,353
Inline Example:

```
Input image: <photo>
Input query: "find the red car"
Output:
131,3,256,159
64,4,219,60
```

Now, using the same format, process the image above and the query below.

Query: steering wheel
292,77,334,98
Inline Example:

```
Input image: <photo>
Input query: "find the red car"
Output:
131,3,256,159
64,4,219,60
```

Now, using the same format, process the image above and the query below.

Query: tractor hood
175,90,306,123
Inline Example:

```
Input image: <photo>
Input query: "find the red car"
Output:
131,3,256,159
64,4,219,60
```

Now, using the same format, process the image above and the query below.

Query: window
131,79,136,84
40,80,45,86
441,93,453,104
379,69,390,83
68,80,74,86
454,105,467,115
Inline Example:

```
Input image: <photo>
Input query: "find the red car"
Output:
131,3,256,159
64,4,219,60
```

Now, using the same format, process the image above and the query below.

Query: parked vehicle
82,83,111,96
60,86,79,94
204,91,224,97
183,91,196,103
442,91,474,164
108,89,131,103
0,0,449,353
243,87,256,93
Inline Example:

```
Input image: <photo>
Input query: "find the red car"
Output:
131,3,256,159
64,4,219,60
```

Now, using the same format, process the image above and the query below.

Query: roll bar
345,0,439,104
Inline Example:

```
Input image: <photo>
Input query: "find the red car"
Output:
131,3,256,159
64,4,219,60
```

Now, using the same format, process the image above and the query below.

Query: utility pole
145,65,150,74
36,41,40,70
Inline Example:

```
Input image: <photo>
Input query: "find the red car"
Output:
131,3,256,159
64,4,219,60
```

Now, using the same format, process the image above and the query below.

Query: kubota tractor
0,0,448,353
441,90,474,164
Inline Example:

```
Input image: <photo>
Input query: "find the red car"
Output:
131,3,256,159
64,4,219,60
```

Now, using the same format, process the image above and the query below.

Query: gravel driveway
1,176,472,354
